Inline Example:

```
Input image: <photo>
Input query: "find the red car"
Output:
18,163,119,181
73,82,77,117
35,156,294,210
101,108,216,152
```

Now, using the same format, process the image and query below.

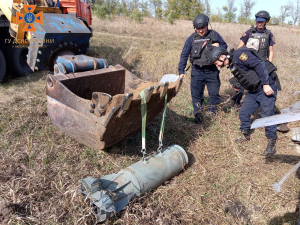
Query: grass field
1,16,300,224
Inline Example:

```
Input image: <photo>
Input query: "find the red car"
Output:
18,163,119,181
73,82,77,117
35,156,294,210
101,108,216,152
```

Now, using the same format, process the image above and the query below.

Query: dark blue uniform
232,27,275,105
178,31,227,115
234,48,277,139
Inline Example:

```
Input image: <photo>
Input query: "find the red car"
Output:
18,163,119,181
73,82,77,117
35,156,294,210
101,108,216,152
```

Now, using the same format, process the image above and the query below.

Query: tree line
91,0,300,26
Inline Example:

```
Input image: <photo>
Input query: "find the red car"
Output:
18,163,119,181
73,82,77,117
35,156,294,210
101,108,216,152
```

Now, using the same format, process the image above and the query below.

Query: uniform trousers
191,68,221,115
239,83,277,139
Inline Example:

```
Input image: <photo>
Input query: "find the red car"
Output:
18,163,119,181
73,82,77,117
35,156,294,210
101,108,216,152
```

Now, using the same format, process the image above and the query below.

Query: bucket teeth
104,106,121,127
142,86,154,103
117,92,133,118
160,82,169,99
91,92,112,116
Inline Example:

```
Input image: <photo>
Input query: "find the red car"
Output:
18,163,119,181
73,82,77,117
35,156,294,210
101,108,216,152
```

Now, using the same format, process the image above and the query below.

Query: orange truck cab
54,0,93,26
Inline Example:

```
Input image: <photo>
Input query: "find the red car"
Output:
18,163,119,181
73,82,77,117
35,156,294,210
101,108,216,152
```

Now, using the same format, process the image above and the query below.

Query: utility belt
193,64,217,72
185,63,217,73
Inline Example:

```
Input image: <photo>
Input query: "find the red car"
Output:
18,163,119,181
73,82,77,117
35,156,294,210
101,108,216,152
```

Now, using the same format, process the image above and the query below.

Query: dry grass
1,16,300,224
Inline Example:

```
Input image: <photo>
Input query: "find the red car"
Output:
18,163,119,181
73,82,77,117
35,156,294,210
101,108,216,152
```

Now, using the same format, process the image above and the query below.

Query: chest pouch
190,31,215,67
229,77,241,89
192,39,208,58
246,38,259,51
230,64,261,92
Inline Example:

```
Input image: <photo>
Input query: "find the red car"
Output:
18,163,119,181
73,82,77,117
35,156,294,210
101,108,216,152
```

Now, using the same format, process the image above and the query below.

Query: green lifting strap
158,92,168,153
140,89,147,161
140,85,168,159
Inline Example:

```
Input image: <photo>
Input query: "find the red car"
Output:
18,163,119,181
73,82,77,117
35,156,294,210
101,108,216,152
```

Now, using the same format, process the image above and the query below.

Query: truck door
80,0,92,26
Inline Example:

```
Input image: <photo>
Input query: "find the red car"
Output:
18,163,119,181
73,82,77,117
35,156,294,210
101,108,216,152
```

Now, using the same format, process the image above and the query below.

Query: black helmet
209,47,228,64
193,14,209,28
255,10,271,21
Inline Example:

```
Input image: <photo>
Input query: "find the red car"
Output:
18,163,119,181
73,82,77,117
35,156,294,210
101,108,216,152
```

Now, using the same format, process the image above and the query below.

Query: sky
210,0,291,20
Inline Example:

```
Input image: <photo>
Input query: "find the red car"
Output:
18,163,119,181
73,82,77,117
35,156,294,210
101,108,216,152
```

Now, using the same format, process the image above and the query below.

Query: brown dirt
0,201,13,224
128,80,160,98
224,199,249,220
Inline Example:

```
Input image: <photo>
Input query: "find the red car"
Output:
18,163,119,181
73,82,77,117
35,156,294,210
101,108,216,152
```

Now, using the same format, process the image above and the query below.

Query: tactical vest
229,63,261,92
245,26,271,58
190,30,218,67
229,47,280,92
229,48,261,92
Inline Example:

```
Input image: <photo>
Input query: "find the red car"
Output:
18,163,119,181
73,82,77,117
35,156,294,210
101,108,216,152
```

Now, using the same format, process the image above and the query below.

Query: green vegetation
91,0,300,26
1,16,300,224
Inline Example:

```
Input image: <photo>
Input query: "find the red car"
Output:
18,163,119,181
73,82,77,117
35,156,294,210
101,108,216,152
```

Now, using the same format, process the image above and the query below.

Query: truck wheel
5,46,33,77
0,49,6,82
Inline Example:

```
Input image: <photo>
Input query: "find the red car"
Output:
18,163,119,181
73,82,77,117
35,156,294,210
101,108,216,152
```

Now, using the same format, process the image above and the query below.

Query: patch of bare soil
0,201,13,224
224,199,249,221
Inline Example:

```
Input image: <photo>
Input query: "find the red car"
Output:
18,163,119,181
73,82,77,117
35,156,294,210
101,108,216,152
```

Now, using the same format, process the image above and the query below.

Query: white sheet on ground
160,74,179,83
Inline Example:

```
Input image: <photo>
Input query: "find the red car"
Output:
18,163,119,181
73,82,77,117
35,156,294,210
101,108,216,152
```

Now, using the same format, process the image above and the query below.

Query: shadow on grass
0,71,46,85
266,155,300,164
269,212,300,225
103,108,210,167
103,92,239,169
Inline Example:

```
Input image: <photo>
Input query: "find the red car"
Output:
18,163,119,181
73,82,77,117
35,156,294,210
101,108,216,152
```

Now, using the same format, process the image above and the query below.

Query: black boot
194,113,201,124
235,131,250,143
261,137,277,157
194,117,201,124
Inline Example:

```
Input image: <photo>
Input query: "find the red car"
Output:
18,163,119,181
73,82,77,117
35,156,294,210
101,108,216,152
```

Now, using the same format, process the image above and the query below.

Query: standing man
209,47,277,157
232,10,275,106
178,14,227,124
238,10,274,61
233,10,289,132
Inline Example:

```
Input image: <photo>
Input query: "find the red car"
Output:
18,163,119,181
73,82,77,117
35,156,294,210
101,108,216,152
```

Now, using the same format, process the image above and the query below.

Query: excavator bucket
46,62,183,150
